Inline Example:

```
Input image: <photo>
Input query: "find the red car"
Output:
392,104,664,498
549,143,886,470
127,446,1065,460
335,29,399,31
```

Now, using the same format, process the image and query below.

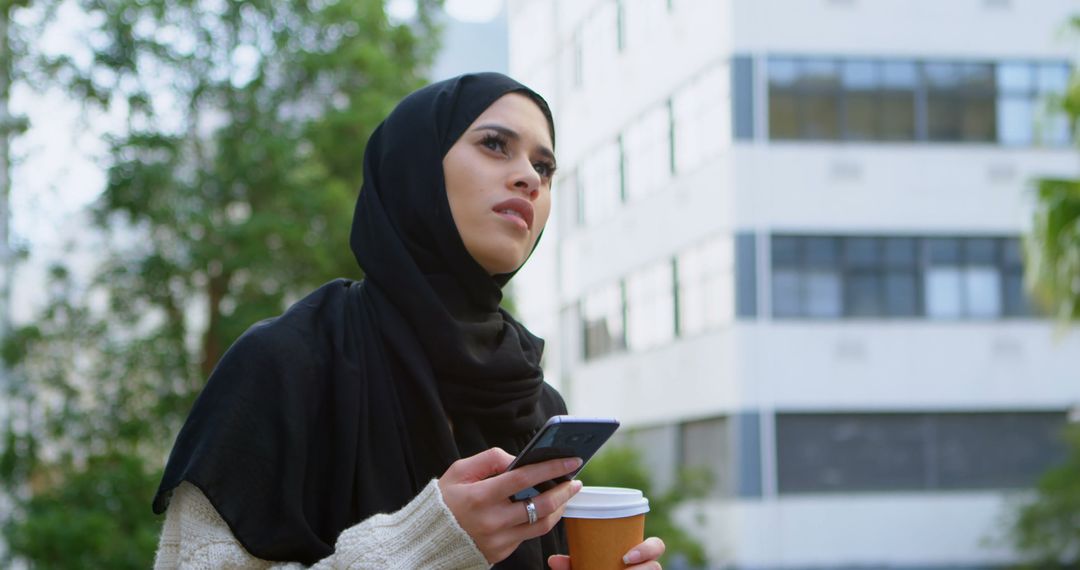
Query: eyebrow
471,123,557,166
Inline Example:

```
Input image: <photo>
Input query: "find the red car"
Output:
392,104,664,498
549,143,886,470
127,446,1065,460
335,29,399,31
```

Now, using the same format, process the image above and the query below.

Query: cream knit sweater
154,479,491,569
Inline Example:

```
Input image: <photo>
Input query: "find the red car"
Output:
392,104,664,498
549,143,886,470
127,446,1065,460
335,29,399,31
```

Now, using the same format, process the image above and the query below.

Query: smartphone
506,415,619,501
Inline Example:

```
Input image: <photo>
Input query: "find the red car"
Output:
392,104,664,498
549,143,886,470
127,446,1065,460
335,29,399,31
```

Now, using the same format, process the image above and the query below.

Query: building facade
507,1,1080,568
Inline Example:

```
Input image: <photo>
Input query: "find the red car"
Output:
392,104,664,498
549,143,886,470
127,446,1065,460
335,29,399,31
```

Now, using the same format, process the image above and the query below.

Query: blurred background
2,0,1080,568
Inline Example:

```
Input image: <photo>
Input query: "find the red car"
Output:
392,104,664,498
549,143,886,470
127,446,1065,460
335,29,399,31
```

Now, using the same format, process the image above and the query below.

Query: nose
510,158,541,200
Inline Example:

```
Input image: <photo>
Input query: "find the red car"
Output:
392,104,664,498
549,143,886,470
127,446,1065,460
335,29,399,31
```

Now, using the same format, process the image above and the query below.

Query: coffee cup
563,486,650,569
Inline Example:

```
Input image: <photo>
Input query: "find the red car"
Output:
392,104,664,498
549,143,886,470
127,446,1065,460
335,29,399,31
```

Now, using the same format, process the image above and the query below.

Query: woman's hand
547,536,666,569
438,447,584,564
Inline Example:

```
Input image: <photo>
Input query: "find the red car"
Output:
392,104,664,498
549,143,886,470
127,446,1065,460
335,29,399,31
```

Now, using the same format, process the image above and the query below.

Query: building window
582,281,626,361
580,141,622,225
998,61,1072,146
672,63,727,173
924,62,996,142
624,105,672,201
771,236,842,318
766,57,1069,146
680,417,731,497
771,235,1036,320
677,235,735,335
776,412,1068,494
626,260,676,350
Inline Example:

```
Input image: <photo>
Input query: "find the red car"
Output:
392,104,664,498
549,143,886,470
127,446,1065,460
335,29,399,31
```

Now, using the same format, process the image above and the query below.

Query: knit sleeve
153,480,490,570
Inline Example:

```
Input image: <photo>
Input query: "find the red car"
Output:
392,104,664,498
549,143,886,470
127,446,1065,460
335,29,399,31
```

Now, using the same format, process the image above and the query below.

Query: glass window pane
845,93,880,141
965,267,1002,318
927,94,961,141
626,262,675,349
959,63,995,92
926,268,962,318
927,238,961,264
845,237,879,268
961,96,996,142
805,270,841,318
802,93,841,139
583,283,626,359
772,236,801,266
769,91,800,140
1037,63,1069,94
997,62,1033,94
925,62,961,89
681,418,732,497
935,412,1068,489
1003,238,1023,267
773,270,802,317
884,237,917,267
998,97,1034,146
768,58,799,87
776,413,929,493
842,61,877,89
805,237,839,267
882,61,917,88
1003,270,1033,317
847,273,882,317
964,238,998,264
884,271,919,317
799,59,841,90
881,91,916,140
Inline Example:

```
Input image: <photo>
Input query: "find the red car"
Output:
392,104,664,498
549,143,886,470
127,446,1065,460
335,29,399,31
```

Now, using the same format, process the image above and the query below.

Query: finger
512,500,568,542
487,479,578,530
446,447,515,483
524,479,582,522
623,537,666,565
483,456,583,498
547,554,571,570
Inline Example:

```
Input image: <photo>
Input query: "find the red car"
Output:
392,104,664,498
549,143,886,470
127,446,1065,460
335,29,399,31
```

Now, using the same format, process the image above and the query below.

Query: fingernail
623,549,642,564
564,457,582,470
571,480,583,492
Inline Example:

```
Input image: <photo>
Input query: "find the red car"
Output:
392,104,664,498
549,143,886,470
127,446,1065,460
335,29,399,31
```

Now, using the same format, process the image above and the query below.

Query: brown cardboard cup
563,487,649,570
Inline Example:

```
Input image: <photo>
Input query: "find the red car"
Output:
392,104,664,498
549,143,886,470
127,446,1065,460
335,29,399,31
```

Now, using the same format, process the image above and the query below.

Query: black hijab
152,72,567,568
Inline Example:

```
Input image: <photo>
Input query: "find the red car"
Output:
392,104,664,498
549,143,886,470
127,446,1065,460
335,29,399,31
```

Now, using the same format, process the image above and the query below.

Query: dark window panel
880,91,916,140
799,59,841,90
769,91,800,140
736,232,758,318
961,96,997,142
772,270,802,318
884,271,919,316
1003,271,1033,317
801,92,841,140
883,237,918,267
777,413,929,493
964,238,998,264
733,56,755,141
1003,238,1024,267
927,238,961,265
935,413,1068,489
771,236,801,266
847,273,883,317
844,92,880,141
844,237,879,268
804,237,839,267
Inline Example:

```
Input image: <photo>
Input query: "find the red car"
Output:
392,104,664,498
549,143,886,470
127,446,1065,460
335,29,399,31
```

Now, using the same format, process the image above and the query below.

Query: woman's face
444,93,555,275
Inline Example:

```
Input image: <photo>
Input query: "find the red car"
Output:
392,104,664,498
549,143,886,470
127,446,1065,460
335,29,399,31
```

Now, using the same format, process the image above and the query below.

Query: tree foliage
1007,16,1080,569
2,0,441,566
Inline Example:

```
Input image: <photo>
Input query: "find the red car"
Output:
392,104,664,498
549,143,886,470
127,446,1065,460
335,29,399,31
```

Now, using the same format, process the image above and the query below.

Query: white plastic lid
564,486,649,519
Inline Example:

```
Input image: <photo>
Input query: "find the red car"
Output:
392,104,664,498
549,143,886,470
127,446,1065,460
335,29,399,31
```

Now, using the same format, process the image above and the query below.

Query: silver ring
525,499,538,525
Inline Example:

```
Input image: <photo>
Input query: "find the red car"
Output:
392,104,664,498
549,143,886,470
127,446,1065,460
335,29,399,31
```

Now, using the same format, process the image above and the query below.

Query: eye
533,161,557,180
480,133,508,154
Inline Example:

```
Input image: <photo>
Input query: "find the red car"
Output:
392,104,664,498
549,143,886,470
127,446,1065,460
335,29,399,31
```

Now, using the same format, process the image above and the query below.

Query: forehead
471,93,554,149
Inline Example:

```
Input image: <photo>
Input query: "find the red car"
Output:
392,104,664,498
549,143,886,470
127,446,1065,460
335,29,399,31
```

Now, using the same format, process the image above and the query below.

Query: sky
7,0,508,323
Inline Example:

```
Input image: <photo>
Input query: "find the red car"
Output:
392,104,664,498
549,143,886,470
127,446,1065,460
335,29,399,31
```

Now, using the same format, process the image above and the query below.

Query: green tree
1007,16,1080,569
1,1,441,566
580,446,710,567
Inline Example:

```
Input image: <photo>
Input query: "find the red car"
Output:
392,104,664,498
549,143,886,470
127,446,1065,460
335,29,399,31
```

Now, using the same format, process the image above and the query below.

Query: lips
492,197,534,230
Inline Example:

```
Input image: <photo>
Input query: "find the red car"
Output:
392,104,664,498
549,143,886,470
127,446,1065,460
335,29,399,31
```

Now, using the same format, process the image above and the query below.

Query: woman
152,73,665,569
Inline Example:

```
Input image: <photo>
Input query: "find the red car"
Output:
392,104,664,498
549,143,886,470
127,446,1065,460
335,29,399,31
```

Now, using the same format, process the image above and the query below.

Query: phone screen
506,416,619,501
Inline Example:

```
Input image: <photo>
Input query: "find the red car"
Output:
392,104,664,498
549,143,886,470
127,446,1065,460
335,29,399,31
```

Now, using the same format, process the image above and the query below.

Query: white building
507,1,1080,568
